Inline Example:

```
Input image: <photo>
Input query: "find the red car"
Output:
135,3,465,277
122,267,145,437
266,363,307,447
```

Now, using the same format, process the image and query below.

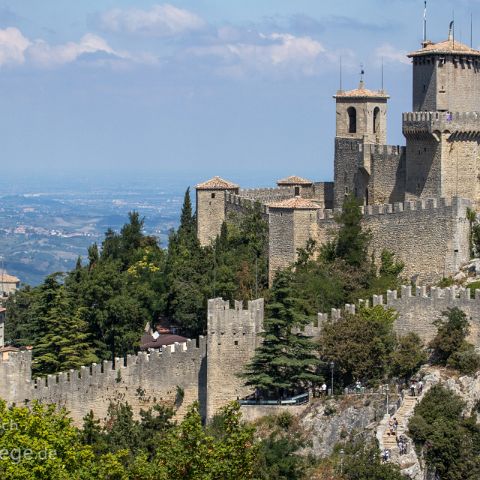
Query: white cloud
189,33,327,78
28,33,124,67
100,4,206,37
0,27,145,69
375,43,410,65
0,27,31,66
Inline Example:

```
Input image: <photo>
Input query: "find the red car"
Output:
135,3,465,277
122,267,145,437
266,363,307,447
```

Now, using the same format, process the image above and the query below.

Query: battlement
403,111,480,136
207,298,264,336
317,285,480,347
318,196,470,221
362,144,405,156
225,193,269,214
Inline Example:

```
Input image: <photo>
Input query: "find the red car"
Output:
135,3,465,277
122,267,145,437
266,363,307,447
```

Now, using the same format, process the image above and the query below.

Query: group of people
397,435,408,455
409,379,423,396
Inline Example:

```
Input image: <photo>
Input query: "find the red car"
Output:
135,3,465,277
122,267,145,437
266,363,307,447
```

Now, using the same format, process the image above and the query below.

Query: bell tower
403,28,480,207
333,76,390,207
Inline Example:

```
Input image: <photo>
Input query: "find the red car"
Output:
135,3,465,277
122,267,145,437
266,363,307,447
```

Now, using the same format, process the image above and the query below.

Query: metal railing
239,392,309,406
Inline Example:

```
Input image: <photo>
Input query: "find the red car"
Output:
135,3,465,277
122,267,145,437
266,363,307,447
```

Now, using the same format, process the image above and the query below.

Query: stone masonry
195,31,480,285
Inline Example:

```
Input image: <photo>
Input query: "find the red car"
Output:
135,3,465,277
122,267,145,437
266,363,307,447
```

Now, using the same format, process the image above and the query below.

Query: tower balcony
402,111,480,139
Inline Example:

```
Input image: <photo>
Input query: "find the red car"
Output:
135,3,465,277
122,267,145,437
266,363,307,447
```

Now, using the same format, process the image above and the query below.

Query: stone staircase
381,393,420,450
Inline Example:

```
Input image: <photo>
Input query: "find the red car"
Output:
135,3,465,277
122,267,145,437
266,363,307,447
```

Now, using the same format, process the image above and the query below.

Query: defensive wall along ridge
269,196,471,285
0,337,207,425
1,284,480,424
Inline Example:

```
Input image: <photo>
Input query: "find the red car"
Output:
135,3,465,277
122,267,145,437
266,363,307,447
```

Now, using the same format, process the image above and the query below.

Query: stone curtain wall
0,339,207,425
363,197,470,283
206,298,264,420
268,196,470,285
369,145,406,204
316,285,480,347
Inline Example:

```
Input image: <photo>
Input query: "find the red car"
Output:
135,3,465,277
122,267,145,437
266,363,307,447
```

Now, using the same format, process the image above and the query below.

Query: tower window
211,193,216,199
373,107,380,134
294,186,300,196
347,107,357,134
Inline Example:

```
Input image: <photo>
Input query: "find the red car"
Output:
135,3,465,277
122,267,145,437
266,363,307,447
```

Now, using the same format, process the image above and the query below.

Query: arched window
347,107,356,133
373,107,380,134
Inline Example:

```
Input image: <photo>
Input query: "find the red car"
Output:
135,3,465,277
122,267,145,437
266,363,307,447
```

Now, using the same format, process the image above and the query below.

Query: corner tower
403,33,480,207
196,176,239,246
333,80,390,207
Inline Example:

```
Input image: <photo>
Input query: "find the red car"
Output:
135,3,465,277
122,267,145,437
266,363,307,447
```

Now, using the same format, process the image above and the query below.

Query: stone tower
403,32,480,208
196,176,239,246
333,80,390,207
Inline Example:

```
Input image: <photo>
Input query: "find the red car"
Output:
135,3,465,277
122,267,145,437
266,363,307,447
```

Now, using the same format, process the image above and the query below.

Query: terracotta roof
335,81,389,99
196,176,239,190
139,333,189,350
268,196,321,210
0,346,19,353
0,272,19,283
409,39,480,57
277,175,313,186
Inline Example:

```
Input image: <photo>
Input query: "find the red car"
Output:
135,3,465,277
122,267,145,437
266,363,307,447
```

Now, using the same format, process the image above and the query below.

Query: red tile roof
335,85,389,99
196,176,239,190
268,197,321,210
409,39,480,57
277,175,313,186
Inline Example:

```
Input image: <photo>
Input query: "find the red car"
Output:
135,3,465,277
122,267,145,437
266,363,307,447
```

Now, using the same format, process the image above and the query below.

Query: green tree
408,385,480,479
32,274,98,376
242,270,321,398
0,400,128,480
334,194,371,268
391,332,427,380
319,305,397,386
430,307,480,374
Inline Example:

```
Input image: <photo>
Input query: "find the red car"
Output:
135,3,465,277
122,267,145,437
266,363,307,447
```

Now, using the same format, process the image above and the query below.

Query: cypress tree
242,270,321,398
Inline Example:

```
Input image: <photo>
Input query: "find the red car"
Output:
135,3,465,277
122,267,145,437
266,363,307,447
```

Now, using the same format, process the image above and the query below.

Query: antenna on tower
359,63,365,88
339,56,343,91
381,57,384,91
471,13,473,48
423,1,427,44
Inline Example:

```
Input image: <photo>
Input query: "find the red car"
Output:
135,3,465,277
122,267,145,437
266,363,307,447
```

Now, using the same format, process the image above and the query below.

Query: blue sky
0,0,477,187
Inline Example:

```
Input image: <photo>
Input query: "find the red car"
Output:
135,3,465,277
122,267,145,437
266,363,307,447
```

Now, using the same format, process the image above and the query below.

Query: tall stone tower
403,31,480,208
196,176,239,246
333,80,390,207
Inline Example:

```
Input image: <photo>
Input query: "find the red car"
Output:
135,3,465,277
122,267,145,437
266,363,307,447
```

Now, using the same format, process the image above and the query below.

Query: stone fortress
3,29,480,424
196,28,480,285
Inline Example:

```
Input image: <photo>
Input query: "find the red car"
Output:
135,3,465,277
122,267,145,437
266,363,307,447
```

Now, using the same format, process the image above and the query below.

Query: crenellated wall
0,338,207,424
268,196,471,285
316,285,480,347
206,298,264,419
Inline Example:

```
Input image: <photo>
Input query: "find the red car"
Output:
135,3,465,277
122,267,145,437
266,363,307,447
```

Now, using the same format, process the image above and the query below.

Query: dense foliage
5,190,269,375
430,307,480,374
0,400,259,480
289,195,404,319
319,306,426,387
242,270,321,398
408,385,480,479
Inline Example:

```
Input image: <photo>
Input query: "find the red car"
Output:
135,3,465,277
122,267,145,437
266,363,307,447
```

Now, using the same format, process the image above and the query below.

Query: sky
0,0,477,188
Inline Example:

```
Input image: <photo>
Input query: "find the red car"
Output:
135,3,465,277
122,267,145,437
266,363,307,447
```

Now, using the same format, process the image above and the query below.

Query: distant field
0,180,185,285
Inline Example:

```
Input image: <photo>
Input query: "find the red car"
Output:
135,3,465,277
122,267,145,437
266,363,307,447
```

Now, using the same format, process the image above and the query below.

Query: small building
140,322,188,351
0,271,20,298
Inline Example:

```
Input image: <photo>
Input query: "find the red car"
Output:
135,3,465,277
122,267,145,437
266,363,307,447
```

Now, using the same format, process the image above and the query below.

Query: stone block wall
268,197,471,285
206,298,263,420
0,338,207,425
369,144,406,204
317,285,480,347
197,189,226,246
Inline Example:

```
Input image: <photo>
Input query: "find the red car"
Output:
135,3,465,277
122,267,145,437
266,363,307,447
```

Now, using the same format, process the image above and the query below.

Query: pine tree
334,194,371,267
33,274,98,375
242,270,321,398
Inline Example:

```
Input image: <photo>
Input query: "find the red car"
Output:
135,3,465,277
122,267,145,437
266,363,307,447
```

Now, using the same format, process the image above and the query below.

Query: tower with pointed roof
403,30,480,206
196,176,239,246
333,76,405,208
